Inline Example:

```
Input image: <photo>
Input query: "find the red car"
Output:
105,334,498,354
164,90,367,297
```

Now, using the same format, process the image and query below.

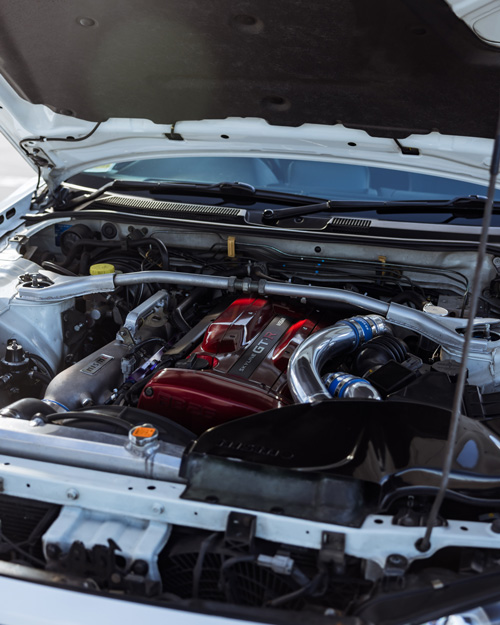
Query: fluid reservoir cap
129,423,159,447
423,302,448,317
90,263,115,275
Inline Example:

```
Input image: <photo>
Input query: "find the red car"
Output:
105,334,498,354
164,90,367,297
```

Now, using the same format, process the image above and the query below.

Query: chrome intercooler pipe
287,315,390,404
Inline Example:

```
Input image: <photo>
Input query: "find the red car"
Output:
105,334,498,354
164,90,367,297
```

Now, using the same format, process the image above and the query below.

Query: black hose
27,353,55,378
221,555,256,574
192,533,219,599
61,239,122,267
170,308,191,333
131,338,169,354
41,261,77,277
128,237,169,270
65,405,195,445
0,530,46,567
79,251,90,275
43,412,132,433
172,287,210,332
30,371,52,386
390,290,428,308
266,572,326,607
96,406,193,439
219,555,258,602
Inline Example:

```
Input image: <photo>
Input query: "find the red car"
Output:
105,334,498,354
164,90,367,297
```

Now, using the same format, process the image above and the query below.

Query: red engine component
138,298,320,433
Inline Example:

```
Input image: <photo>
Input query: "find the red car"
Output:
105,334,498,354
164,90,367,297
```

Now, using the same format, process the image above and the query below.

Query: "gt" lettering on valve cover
228,316,291,380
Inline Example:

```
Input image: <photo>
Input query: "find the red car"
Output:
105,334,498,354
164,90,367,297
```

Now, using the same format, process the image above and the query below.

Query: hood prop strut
418,105,500,553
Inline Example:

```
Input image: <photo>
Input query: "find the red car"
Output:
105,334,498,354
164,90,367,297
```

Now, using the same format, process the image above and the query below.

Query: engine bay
1,211,500,621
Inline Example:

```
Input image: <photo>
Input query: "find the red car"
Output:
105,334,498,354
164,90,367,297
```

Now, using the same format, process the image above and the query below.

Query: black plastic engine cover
185,399,500,493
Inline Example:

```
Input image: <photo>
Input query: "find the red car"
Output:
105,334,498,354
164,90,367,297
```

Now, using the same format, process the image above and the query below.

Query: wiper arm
262,200,338,223
261,195,499,223
62,179,257,210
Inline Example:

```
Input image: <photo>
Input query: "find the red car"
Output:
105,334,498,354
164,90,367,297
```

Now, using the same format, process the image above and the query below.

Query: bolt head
152,503,164,514
387,554,406,566
66,488,79,500
46,543,61,559
400,515,418,526
132,559,149,576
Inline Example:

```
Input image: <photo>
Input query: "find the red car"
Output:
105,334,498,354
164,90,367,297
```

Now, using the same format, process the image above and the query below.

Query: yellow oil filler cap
89,263,115,275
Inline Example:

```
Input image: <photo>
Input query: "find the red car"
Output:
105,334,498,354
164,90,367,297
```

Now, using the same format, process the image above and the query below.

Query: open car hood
1,0,500,188
2,4,500,622
0,78,497,193
0,0,500,137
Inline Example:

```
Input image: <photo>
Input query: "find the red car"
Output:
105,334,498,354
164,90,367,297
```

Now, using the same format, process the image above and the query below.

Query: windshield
82,157,500,202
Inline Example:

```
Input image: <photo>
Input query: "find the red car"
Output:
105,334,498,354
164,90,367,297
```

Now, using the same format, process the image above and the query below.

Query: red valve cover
138,298,320,434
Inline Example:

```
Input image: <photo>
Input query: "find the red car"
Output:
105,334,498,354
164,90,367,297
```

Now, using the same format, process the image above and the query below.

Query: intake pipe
287,315,390,404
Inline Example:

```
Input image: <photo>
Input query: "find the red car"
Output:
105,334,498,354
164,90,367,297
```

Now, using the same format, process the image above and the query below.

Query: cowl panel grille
99,195,242,217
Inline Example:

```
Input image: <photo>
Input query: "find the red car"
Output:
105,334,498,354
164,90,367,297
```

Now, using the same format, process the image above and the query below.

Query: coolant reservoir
89,263,115,275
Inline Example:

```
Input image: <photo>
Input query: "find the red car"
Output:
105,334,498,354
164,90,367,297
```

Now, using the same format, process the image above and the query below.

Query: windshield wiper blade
261,195,500,223
375,195,496,214
146,180,257,196
64,179,258,210
61,179,329,212
107,179,326,204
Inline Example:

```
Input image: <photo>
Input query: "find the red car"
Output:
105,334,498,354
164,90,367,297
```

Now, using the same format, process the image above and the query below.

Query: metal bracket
164,123,184,141
21,142,56,169
319,531,345,573
42,506,171,585
225,511,256,552
118,290,169,343
384,553,408,576
394,138,420,156
383,553,408,590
